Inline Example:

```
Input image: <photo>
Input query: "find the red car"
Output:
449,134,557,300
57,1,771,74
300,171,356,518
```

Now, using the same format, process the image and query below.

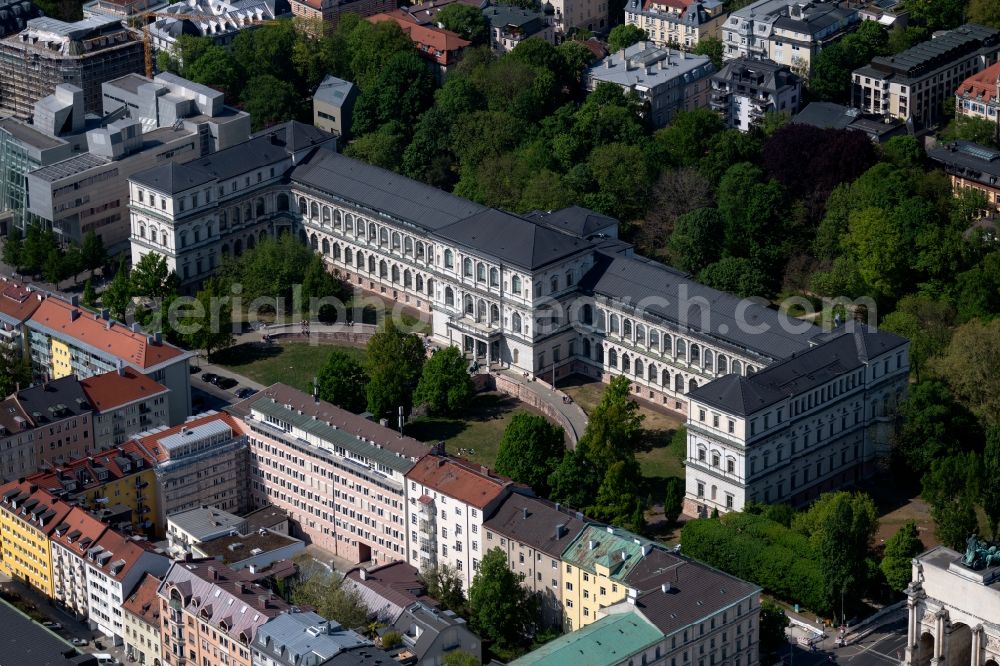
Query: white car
71,638,88,646
93,654,120,665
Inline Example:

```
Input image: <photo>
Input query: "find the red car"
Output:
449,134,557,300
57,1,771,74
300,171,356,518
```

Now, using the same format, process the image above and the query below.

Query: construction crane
130,10,279,78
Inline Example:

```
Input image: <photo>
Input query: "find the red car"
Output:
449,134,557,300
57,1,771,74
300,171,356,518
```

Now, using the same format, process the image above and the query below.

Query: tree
316,351,368,413
586,143,651,220
656,109,726,168
938,115,999,147
922,453,981,550
0,343,32,396
759,600,790,660
588,459,646,533
904,0,968,31
699,129,763,182
380,631,403,649
81,230,106,272
43,249,64,284
879,295,953,381
668,208,722,274
292,572,370,628
638,168,714,257
185,46,241,99
494,413,566,495
241,75,302,131
82,279,97,309
180,279,234,360
932,318,1000,426
421,564,467,614
547,449,601,510
2,227,22,270
608,24,648,52
436,4,488,44
443,653,481,666
103,259,132,321
880,521,924,592
365,318,425,422
980,427,1000,541
577,375,644,470
413,346,474,414
664,476,684,525
344,122,408,171
968,0,1000,29
469,548,537,654
698,257,770,298
693,37,723,68
716,162,786,266
130,252,175,300
893,380,983,479
353,51,435,135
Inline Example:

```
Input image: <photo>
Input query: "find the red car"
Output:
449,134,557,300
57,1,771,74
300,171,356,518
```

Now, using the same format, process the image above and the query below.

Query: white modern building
149,0,278,54
710,57,802,130
684,323,909,515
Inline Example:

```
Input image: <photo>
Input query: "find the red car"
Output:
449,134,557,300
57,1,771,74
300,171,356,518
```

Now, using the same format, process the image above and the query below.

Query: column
970,626,982,666
932,611,947,666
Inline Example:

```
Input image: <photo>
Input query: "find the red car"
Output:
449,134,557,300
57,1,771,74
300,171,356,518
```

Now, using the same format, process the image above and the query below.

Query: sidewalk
498,368,589,443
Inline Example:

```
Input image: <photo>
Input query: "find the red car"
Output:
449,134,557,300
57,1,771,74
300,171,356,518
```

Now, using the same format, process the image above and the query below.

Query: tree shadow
211,342,283,368
405,419,469,442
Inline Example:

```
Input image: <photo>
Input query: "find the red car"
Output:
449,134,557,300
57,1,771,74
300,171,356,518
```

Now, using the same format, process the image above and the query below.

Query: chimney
313,378,319,403
606,526,614,534
522,507,528,520
70,309,80,322
359,568,367,581
480,465,489,476
100,308,109,320
620,549,627,561
69,294,79,307
662,582,672,593
208,566,217,580
555,523,565,539
641,543,652,556
258,595,269,609
131,322,141,333
588,539,596,550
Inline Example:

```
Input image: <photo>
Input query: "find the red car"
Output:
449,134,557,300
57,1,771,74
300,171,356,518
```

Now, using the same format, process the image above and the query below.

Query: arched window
310,234,318,250
747,366,756,375
477,262,486,282
674,374,684,392
345,213,353,234
391,232,401,250
732,360,743,375
636,324,646,345
445,287,455,307
444,249,454,268
356,251,365,268
648,364,657,382
463,258,473,277
321,206,331,224
664,335,672,355
232,207,241,224
690,344,701,365
321,238,330,255
689,378,698,392
333,243,341,260
256,198,265,217
246,234,255,250
511,312,522,333
416,243,425,261
649,329,659,350
404,237,413,256
464,294,474,316
368,222,376,239
277,193,289,211
161,231,168,246
634,358,643,377
368,255,375,273
379,227,389,245
718,355,728,375
622,353,631,373
426,277,434,295
582,304,593,326
662,369,670,387
379,260,388,278
244,202,252,220
676,339,687,360
513,348,519,364
565,270,574,287
490,304,499,324
610,314,620,334
704,349,714,372
334,209,342,230
511,275,521,294
582,338,591,358
476,299,487,323
219,210,227,227
596,309,606,331
310,202,319,219
344,247,352,263
550,275,558,292
392,265,400,283
490,267,499,287
298,197,306,215
403,269,412,288
180,231,188,248
623,319,633,338
608,348,618,368
138,224,146,238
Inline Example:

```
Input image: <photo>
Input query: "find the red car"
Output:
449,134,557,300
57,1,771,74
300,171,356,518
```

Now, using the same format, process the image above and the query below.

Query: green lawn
405,392,540,468
213,342,366,392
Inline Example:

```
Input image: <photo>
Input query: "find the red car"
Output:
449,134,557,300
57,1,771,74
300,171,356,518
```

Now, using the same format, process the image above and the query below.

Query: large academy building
129,121,909,512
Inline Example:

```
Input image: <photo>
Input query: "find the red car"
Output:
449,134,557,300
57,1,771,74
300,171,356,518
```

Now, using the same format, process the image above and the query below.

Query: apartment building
138,412,250,525
0,279,42,349
252,611,387,666
157,559,290,666
928,140,1000,212
238,383,430,566
721,0,859,77
0,480,71,595
852,24,1000,127
166,505,246,557
514,549,762,666
289,0,394,33
405,455,516,590
123,573,164,666
559,524,660,632
586,43,715,128
28,441,159,535
313,75,357,139
344,560,435,622
0,16,143,121
624,0,727,50
128,121,334,291
483,494,588,627
24,73,250,250
955,60,1000,124
12,375,94,472
26,294,192,425
82,367,170,449
370,13,470,80
50,506,109,620
148,0,277,54
685,323,908,515
484,5,555,53
710,58,802,130
0,396,40,484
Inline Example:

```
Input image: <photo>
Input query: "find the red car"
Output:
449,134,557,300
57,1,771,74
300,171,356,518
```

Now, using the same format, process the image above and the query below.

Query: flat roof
194,530,300,563
0,598,83,665
0,117,67,150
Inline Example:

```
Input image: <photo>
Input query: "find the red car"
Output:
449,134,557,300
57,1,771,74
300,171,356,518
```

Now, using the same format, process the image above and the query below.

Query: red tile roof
122,572,163,630
51,506,109,556
92,529,160,582
28,297,186,370
80,368,168,412
956,61,1000,104
0,280,42,324
0,480,72,536
405,455,511,509
28,440,156,494
369,13,470,62
136,412,244,463
644,0,693,11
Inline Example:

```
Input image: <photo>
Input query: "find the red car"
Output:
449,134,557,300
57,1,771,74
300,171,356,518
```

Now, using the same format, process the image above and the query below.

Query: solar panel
959,143,1000,161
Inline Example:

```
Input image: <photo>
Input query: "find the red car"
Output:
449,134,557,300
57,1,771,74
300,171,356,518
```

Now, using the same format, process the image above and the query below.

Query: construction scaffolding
0,17,144,121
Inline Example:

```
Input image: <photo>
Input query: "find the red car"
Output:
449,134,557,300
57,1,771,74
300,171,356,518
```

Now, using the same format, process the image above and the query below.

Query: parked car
189,365,201,374
216,377,238,390
71,638,88,646
235,388,257,399
41,621,62,630
201,373,218,384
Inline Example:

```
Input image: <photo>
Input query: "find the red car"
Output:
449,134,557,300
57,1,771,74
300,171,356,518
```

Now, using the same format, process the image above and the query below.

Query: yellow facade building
0,481,70,596
559,524,659,631
50,338,72,379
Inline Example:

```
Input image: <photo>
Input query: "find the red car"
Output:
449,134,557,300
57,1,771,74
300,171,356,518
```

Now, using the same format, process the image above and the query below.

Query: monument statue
961,535,1000,569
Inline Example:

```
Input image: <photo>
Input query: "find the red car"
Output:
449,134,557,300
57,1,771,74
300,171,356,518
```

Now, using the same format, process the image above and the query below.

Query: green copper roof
509,611,663,666
561,524,656,581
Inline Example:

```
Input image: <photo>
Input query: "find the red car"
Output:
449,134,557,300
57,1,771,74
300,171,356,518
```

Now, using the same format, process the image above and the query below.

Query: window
444,250,454,269
463,258,473,277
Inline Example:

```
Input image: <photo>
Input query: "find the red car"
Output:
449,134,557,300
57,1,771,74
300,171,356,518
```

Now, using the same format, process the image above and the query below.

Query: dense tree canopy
494,413,566,495
880,522,923,591
607,24,648,52
413,346,474,414
317,351,368,413
364,318,426,421
469,548,538,655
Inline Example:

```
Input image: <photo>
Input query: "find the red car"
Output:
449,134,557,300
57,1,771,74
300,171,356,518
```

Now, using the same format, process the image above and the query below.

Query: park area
214,341,366,393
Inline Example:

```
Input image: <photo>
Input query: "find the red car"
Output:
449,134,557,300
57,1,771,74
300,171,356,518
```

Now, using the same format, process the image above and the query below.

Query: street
782,617,908,666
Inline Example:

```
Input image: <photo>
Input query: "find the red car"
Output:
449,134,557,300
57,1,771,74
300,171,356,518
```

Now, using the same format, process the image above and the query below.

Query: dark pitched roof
432,208,592,270
0,598,83,665
690,323,908,415
928,140,1000,181
579,253,819,361
527,205,619,239
16,376,92,423
259,121,334,153
291,148,485,232
793,102,856,129
483,494,589,558
624,550,760,636
131,161,214,194
324,646,398,665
